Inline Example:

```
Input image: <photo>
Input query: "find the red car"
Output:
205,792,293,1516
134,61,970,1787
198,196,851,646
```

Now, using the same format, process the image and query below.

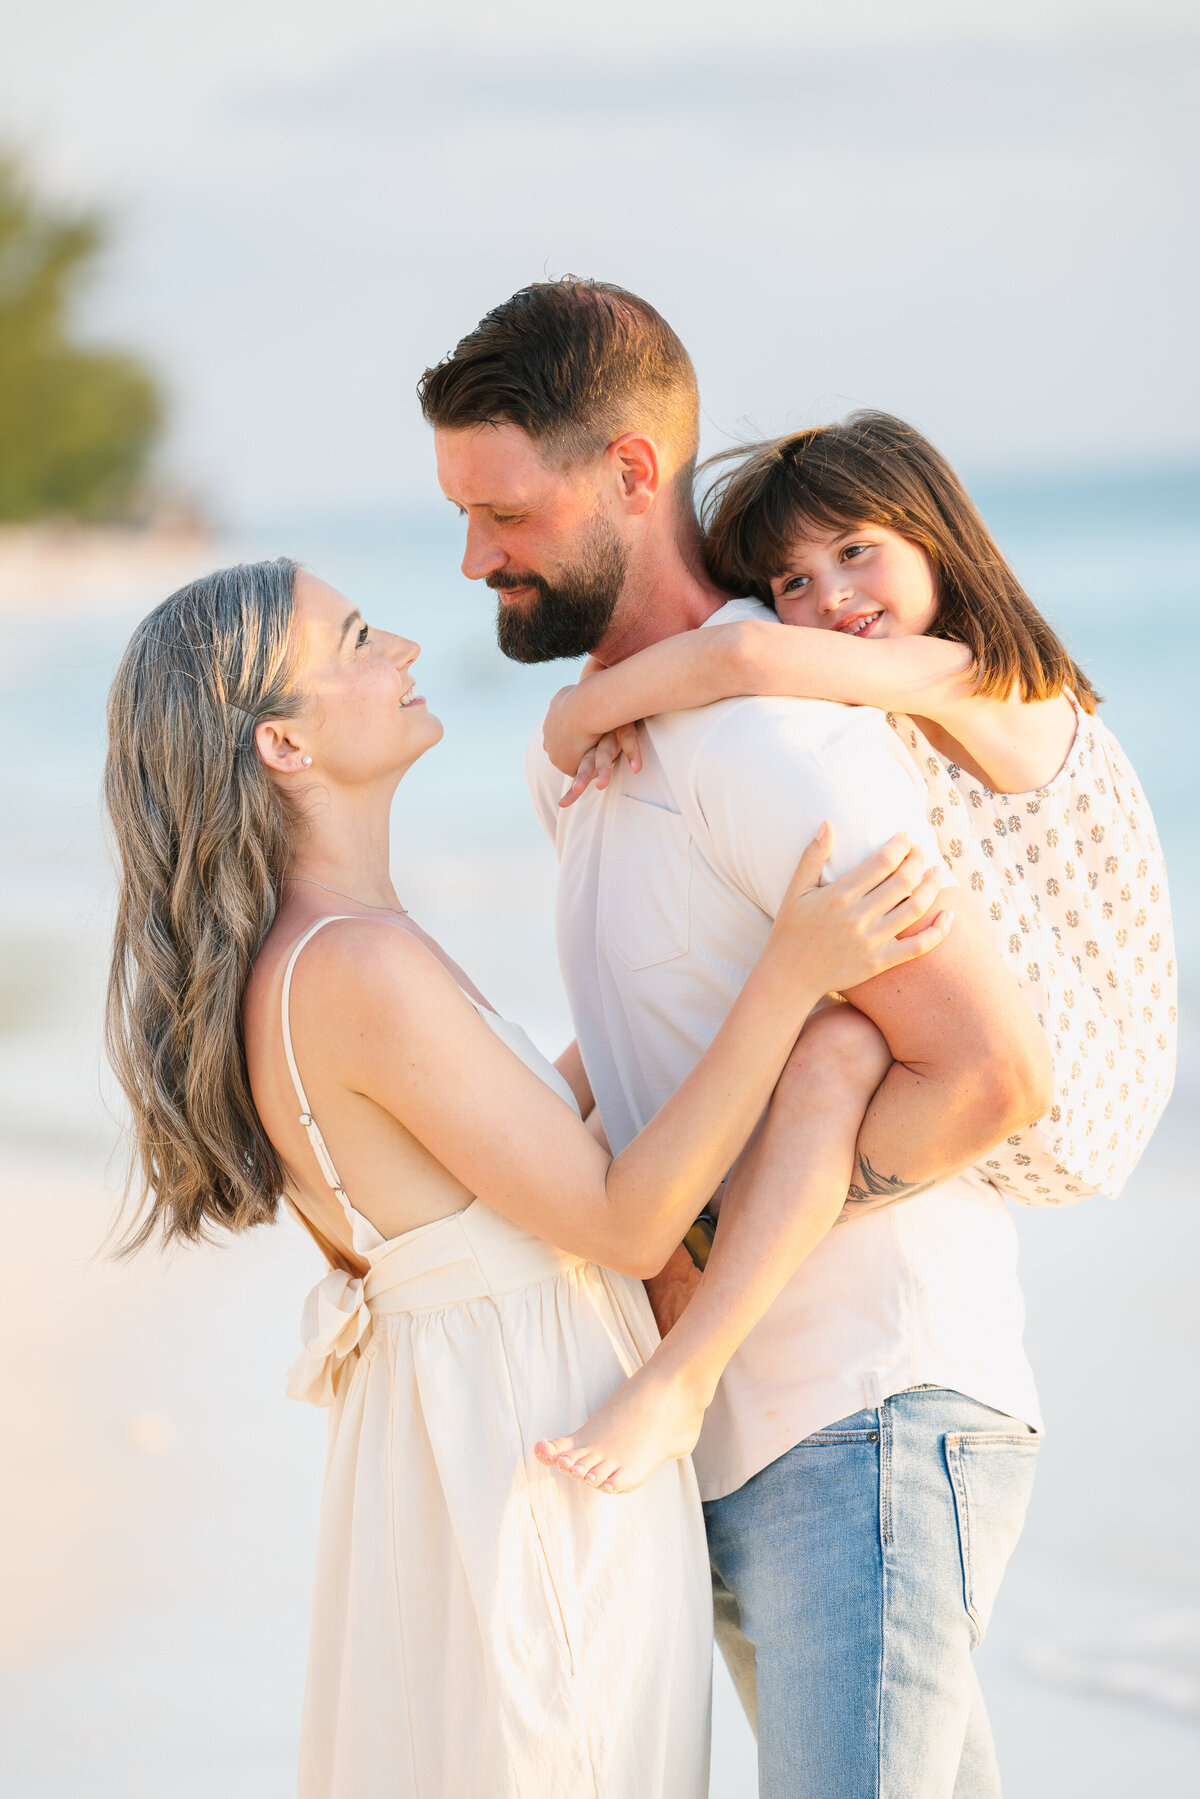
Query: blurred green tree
0,155,163,521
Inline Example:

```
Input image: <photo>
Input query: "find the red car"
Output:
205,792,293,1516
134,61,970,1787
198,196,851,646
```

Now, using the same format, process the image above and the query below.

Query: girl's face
768,522,938,639
269,571,443,787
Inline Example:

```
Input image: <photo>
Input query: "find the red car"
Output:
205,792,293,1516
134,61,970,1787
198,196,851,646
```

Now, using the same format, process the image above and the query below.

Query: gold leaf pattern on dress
889,700,1176,1207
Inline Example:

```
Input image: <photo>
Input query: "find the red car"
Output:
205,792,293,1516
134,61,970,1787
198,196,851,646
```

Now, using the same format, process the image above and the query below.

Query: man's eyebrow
338,609,363,647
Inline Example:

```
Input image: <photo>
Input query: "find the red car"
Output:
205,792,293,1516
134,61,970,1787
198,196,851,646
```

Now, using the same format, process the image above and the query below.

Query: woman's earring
301,755,312,767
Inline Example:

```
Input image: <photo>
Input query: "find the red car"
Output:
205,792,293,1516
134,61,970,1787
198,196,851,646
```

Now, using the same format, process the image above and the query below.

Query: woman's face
280,571,443,786
768,522,938,639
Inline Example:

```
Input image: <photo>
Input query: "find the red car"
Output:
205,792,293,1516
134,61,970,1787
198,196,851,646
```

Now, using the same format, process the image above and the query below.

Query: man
420,279,1050,1798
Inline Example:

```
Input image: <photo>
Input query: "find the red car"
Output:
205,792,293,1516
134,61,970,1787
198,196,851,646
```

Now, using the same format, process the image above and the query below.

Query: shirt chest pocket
600,795,693,971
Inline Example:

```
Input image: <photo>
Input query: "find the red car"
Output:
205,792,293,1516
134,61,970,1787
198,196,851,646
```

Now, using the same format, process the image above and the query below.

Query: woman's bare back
243,898,489,1266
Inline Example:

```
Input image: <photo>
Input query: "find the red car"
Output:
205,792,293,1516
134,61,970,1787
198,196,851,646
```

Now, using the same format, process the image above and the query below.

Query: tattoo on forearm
837,1153,936,1221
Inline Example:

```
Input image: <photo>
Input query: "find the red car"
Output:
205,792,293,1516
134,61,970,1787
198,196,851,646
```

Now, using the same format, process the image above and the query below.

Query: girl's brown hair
104,557,304,1253
701,411,1098,713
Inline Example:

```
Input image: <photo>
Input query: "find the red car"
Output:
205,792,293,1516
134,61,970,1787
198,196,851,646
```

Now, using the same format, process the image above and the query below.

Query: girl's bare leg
534,1004,891,1494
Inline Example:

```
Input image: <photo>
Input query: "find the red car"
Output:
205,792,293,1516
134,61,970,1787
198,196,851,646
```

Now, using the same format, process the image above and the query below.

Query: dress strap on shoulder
281,917,359,1227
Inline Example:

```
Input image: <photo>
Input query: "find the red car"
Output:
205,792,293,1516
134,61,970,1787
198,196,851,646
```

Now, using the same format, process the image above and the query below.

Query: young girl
535,409,1176,1497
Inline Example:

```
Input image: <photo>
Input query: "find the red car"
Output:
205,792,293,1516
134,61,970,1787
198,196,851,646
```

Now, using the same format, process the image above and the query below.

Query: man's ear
254,718,310,774
605,433,661,516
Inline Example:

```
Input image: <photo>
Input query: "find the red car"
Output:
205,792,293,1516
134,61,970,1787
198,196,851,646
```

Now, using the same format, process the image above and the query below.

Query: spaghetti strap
281,916,361,1234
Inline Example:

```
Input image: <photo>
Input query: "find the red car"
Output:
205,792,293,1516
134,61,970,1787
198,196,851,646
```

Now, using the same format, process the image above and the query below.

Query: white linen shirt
527,599,1042,1501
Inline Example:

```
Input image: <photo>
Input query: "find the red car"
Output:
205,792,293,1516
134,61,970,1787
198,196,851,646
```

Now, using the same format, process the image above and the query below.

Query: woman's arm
303,834,949,1277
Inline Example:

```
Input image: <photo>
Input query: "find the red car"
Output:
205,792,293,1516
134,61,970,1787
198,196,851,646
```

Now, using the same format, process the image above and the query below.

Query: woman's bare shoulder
288,916,468,1007
250,913,472,1044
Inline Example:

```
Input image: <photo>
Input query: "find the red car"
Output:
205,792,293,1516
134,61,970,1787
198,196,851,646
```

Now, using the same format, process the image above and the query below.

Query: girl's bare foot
534,1361,711,1496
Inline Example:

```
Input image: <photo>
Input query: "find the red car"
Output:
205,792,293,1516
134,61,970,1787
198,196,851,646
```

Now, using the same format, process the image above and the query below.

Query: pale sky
4,0,1198,523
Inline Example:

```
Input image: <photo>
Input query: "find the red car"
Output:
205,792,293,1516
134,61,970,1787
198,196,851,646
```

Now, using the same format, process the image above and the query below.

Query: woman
104,556,949,1798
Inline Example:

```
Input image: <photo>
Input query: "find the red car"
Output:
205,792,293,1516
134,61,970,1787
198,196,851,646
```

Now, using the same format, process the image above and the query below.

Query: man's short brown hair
418,278,700,472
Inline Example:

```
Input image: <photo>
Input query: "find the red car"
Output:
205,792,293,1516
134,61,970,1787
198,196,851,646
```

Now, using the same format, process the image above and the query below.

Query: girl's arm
544,621,971,775
546,620,1076,798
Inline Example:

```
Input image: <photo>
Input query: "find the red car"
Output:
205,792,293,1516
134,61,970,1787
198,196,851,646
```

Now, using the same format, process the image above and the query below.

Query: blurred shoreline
0,521,221,617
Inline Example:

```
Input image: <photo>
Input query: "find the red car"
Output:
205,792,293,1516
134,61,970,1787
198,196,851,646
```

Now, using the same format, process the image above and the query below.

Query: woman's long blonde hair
105,557,303,1252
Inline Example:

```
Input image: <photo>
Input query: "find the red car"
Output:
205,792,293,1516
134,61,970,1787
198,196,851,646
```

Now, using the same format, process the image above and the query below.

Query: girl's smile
834,608,885,638
769,524,939,639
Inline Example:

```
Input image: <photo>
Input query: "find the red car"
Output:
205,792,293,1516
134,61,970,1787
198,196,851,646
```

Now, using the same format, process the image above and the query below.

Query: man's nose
461,518,506,582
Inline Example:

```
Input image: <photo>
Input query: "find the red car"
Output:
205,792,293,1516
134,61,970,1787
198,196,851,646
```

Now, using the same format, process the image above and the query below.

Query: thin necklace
284,875,409,917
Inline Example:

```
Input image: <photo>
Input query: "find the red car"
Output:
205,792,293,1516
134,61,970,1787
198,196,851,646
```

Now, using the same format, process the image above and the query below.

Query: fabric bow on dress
286,1268,372,1407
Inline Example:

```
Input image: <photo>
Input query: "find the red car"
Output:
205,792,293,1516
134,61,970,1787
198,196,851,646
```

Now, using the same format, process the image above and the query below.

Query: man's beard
491,515,628,664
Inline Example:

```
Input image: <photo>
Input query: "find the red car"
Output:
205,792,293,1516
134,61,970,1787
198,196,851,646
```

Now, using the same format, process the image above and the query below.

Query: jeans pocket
944,1429,1040,1649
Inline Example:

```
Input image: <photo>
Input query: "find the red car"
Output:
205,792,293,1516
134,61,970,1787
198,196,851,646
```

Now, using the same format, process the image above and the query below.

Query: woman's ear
254,719,311,774
606,433,661,516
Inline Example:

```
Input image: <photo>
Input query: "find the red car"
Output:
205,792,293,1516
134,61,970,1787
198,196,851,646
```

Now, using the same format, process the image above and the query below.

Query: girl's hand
544,680,644,800
559,724,643,807
543,683,603,776
766,825,953,995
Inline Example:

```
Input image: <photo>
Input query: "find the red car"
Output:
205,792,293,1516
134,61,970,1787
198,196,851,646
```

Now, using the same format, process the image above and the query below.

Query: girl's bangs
758,472,888,579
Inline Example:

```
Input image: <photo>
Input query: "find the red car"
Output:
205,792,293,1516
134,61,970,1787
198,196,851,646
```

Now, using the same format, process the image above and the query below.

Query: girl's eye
842,543,869,561
780,574,810,595
356,624,371,648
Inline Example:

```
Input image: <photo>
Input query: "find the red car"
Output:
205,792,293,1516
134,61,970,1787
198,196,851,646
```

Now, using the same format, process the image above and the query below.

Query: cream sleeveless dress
279,919,712,1799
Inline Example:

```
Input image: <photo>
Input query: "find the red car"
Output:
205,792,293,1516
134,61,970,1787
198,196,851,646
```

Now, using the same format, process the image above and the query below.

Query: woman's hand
765,826,953,996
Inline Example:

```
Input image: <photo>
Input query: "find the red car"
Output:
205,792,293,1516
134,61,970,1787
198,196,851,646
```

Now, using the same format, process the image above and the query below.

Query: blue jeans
704,1388,1039,1799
